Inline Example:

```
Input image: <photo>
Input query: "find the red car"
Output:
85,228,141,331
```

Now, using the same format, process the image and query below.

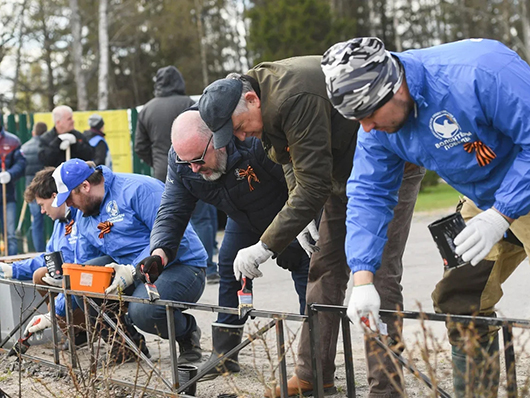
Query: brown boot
264,374,336,397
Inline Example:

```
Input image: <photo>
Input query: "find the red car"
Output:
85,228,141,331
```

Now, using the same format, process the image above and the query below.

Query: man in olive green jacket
196,57,425,397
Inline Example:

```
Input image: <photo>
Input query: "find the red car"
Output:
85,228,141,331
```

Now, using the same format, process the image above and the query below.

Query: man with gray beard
145,110,309,377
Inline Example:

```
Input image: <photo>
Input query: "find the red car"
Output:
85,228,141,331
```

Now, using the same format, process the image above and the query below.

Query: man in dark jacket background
38,105,94,167
0,125,27,255
135,65,195,182
21,121,48,252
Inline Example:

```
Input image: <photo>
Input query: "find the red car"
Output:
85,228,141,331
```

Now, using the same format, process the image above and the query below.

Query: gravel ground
1,209,530,397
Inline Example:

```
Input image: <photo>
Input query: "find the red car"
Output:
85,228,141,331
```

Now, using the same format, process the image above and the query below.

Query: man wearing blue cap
51,158,208,363
321,37,530,397
194,59,424,396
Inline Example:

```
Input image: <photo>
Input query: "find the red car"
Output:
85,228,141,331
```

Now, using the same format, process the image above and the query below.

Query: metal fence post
341,316,356,397
166,305,180,392
275,319,288,398
503,325,517,398
308,304,324,398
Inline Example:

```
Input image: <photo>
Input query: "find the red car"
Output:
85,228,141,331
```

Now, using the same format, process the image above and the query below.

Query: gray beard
201,149,228,181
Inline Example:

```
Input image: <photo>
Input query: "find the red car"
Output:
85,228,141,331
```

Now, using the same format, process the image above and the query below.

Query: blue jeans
0,201,17,255
190,200,218,276
129,263,205,341
217,218,308,325
29,201,45,252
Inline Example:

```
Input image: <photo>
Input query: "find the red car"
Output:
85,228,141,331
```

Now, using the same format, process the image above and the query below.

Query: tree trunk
38,0,56,111
9,0,28,114
195,0,209,87
98,0,109,110
521,0,530,60
70,0,88,110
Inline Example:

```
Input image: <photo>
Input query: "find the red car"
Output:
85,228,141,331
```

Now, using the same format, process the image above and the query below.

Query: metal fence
1,277,529,398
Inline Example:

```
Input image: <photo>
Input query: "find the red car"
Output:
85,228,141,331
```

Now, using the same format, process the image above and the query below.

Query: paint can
428,212,468,269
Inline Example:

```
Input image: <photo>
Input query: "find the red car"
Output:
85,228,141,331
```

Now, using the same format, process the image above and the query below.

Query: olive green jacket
247,56,359,253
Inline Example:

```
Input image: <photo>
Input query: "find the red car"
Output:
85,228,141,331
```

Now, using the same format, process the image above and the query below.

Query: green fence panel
130,108,152,176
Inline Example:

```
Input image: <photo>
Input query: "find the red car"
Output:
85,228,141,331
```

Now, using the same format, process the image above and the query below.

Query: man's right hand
24,314,52,335
58,133,76,150
0,262,13,279
135,255,164,283
276,241,307,272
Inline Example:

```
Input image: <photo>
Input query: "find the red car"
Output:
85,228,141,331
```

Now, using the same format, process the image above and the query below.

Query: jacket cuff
348,259,377,274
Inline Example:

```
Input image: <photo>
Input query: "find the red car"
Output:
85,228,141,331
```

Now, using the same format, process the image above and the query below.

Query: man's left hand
276,241,307,272
233,241,273,281
0,262,12,279
454,208,510,265
0,172,11,185
105,263,135,295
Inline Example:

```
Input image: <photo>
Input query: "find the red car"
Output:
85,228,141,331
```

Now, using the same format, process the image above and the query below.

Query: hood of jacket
154,66,186,97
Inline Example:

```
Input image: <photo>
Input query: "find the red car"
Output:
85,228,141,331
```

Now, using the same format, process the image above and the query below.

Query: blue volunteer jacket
346,39,530,274
75,167,207,267
11,207,102,316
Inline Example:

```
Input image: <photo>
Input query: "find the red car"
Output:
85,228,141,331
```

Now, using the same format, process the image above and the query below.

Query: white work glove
58,133,76,150
105,263,135,295
347,284,381,333
296,220,320,257
0,171,11,184
24,313,52,335
233,241,273,281
0,262,12,279
42,275,63,287
454,209,510,266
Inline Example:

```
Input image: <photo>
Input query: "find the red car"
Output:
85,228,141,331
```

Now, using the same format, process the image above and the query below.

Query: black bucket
428,212,468,269
44,251,64,279
178,364,198,396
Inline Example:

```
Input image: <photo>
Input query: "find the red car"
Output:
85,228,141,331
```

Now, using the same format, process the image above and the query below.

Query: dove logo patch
430,111,472,150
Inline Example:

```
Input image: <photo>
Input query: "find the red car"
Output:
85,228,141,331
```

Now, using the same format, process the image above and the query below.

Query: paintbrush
238,277,253,319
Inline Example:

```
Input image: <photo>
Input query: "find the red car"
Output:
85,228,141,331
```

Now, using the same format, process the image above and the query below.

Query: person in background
0,124,27,255
21,121,48,252
135,65,195,182
38,105,94,167
84,114,112,168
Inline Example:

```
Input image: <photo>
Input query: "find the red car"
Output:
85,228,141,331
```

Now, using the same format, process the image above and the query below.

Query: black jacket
151,137,288,263
38,127,94,167
0,127,26,203
135,66,195,181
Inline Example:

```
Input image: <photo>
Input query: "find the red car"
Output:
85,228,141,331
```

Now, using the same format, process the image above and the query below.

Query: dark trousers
217,218,309,325
295,166,424,398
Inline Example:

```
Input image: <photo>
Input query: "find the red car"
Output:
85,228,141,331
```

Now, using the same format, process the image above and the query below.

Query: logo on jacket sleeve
429,111,472,150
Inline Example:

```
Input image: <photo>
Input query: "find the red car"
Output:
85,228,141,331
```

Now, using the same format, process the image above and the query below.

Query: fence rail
0,278,528,397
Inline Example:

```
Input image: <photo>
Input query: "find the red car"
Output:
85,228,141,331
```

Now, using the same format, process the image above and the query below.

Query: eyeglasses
175,135,213,165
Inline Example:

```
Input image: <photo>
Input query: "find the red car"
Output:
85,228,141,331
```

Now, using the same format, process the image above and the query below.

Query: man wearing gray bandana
194,56,424,397
322,37,530,397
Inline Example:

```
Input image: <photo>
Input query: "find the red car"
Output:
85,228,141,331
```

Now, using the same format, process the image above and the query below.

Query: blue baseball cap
52,159,95,207
198,79,242,149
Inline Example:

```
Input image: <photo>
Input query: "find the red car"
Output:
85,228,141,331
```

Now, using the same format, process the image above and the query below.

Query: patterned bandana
321,37,403,120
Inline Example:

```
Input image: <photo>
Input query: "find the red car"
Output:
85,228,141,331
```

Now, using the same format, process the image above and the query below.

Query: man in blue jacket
2,167,101,347
137,110,310,379
321,37,530,396
0,125,26,255
52,159,208,362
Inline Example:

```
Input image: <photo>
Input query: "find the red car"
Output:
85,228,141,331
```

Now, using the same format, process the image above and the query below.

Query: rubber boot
199,323,244,380
452,334,499,398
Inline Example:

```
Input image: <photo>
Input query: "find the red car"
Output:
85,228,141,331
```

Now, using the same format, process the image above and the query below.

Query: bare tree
195,0,209,87
70,0,88,110
98,0,109,110
9,0,28,113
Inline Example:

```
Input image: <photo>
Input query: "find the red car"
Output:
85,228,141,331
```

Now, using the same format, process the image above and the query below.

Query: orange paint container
62,263,114,293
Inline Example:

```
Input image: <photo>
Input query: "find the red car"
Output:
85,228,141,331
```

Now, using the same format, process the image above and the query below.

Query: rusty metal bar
308,305,324,398
341,316,356,398
275,319,288,398
503,325,517,398
166,304,179,392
